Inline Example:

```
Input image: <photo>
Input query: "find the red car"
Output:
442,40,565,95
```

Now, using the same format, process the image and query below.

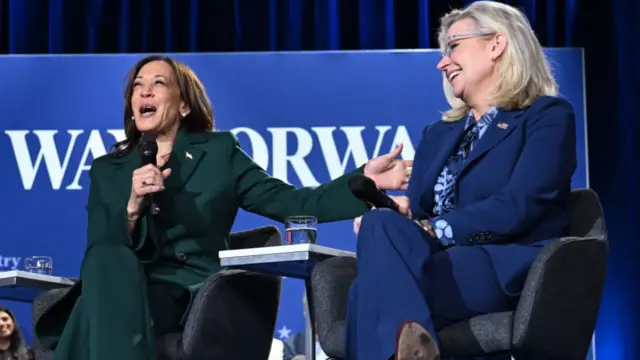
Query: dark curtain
1,0,638,358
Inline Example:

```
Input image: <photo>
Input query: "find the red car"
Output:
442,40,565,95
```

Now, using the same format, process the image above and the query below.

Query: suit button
176,253,187,262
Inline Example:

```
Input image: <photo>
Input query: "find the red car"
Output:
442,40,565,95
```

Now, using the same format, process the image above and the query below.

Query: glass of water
285,216,318,245
24,256,53,275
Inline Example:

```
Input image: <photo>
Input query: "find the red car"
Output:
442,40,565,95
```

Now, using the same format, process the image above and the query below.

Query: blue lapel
418,119,466,213
459,109,525,175
416,108,526,214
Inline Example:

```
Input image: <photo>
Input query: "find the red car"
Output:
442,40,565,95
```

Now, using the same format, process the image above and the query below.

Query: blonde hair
437,1,558,121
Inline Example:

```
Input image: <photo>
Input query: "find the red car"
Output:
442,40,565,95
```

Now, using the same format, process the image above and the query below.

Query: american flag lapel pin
185,151,193,160
497,122,508,129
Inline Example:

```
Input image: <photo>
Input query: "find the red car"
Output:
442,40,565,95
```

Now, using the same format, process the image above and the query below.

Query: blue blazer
406,96,577,295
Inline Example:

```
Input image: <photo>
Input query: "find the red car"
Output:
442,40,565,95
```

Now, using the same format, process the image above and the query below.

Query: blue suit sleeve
436,98,577,245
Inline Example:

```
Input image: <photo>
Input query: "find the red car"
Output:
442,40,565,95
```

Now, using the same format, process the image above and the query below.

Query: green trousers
39,243,188,360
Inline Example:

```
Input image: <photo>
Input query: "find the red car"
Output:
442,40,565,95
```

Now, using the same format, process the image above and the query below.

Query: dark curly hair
0,307,31,360
111,55,215,156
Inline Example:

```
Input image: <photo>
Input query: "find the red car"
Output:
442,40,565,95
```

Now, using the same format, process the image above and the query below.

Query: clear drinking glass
24,256,53,275
285,216,318,245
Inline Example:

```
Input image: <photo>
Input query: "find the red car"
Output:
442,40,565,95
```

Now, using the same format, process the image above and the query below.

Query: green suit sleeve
84,159,148,252
229,133,369,223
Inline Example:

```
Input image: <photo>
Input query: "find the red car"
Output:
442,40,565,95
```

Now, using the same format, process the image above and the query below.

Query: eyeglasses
442,32,495,57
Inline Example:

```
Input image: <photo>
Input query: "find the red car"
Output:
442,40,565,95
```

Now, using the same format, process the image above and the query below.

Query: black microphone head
348,174,379,201
138,134,158,165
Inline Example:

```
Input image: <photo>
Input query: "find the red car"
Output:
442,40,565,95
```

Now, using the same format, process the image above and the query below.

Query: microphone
348,174,400,212
138,134,161,215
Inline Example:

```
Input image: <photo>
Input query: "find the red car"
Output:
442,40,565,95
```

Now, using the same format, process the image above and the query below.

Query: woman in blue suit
347,2,577,359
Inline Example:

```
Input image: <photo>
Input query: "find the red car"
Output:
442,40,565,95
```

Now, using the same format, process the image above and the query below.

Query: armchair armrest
157,225,284,360
31,287,74,358
32,288,73,326
157,269,282,360
512,236,608,359
310,256,358,359
228,225,282,249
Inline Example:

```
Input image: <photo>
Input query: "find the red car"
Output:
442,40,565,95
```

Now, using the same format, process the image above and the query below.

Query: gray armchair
31,226,283,360
310,189,609,359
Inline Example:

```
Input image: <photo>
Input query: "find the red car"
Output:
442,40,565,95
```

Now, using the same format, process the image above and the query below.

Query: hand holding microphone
126,135,172,221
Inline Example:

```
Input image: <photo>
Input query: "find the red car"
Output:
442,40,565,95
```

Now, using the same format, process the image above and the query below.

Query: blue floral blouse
430,107,498,246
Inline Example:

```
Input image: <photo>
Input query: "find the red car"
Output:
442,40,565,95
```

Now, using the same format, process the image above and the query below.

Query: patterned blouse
430,107,498,246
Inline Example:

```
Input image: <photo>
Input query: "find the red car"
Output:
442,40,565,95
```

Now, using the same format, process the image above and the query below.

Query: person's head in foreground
436,0,557,121
348,2,577,360
112,55,215,156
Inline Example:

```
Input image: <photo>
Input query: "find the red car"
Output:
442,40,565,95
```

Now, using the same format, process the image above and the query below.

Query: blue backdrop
0,49,590,357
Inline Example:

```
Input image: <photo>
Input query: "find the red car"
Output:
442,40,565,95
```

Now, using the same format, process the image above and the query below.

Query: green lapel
105,129,208,190
104,143,139,187
162,129,207,189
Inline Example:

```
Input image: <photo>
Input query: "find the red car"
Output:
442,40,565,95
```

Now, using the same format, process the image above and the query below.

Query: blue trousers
345,209,519,360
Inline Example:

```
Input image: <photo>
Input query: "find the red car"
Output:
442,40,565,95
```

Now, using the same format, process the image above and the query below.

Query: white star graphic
277,325,292,339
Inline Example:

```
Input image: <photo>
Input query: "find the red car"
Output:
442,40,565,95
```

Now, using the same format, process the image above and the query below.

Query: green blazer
35,129,369,348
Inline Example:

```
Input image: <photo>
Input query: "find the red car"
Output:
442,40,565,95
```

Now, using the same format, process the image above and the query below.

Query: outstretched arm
229,133,370,223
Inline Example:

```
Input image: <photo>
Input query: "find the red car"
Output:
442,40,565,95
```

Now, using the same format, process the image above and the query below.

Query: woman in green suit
34,55,412,360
